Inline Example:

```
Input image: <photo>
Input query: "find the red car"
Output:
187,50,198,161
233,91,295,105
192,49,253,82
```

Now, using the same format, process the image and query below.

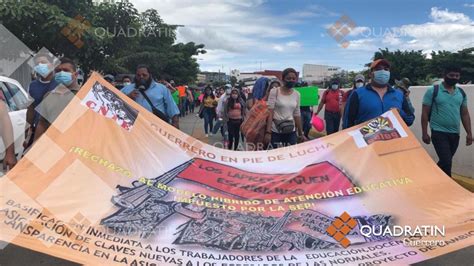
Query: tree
0,0,206,84
428,48,474,84
368,47,474,85
371,48,427,85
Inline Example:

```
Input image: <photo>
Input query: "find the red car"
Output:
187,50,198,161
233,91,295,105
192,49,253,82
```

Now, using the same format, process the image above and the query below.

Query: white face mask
123,82,131,86
355,82,364,88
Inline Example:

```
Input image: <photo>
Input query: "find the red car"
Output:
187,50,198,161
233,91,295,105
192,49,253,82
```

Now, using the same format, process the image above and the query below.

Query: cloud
348,26,371,37
464,3,474,8
132,0,296,53
286,41,302,48
271,42,303,52
344,7,473,53
429,7,471,24
273,45,284,52
129,0,316,71
345,38,378,51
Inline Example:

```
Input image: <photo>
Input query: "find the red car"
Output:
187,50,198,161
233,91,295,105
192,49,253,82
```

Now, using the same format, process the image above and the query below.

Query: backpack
241,100,269,150
428,84,466,121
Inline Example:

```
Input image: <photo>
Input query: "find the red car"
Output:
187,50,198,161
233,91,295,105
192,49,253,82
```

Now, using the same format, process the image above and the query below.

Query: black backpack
428,84,466,121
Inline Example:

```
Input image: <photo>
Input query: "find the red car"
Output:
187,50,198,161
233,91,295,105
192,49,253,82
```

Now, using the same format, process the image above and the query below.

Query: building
200,71,229,83
238,70,299,81
253,70,286,81
196,73,206,83
302,64,340,83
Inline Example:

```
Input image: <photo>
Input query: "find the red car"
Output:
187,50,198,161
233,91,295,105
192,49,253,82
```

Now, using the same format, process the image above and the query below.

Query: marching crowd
0,55,471,178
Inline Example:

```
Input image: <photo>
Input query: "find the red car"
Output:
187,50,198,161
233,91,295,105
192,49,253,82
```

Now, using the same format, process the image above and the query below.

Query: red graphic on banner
177,159,355,200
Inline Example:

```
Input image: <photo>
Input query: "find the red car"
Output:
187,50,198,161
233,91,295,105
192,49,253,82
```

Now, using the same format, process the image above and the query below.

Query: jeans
227,119,242,150
270,131,297,149
301,109,312,138
324,111,341,135
180,97,187,117
431,130,460,177
203,107,214,134
189,101,195,113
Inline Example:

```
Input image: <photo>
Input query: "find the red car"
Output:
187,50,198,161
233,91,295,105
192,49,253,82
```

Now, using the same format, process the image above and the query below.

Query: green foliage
0,0,206,83
368,48,474,85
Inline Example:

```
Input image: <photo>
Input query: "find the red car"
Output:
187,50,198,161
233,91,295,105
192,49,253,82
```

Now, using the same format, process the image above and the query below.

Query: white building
196,74,206,83
302,64,340,83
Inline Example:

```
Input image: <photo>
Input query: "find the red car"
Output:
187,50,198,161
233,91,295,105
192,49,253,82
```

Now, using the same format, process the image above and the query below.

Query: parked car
0,76,29,173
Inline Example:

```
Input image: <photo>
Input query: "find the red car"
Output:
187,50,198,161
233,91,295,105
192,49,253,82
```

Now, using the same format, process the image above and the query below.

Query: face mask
123,82,131,86
284,81,295,88
55,71,73,86
226,89,231,95
231,94,238,99
34,63,51,78
444,77,459,87
373,70,390,85
331,84,338,90
355,82,364,88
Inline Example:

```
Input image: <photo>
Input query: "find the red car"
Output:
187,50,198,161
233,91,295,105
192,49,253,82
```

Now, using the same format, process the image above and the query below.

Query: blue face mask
55,71,73,86
373,70,390,85
34,63,51,78
331,84,339,90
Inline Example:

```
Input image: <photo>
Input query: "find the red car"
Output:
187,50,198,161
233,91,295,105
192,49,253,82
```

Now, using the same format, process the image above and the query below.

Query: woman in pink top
224,88,247,150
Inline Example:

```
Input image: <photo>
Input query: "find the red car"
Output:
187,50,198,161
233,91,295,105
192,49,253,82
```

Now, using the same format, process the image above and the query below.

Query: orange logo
326,211,358,248
60,15,91,48
327,15,356,48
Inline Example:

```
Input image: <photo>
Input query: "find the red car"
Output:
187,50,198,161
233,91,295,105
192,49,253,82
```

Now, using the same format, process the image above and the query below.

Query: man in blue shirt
24,53,58,149
343,59,415,129
121,65,180,128
421,65,471,177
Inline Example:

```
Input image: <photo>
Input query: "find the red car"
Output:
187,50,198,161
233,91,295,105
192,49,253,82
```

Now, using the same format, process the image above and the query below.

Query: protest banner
0,73,471,265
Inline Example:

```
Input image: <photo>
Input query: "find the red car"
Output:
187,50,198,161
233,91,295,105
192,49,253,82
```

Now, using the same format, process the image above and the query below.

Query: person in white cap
341,74,365,116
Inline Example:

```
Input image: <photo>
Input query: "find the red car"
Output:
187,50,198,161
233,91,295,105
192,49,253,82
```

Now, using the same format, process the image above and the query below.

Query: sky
129,0,474,74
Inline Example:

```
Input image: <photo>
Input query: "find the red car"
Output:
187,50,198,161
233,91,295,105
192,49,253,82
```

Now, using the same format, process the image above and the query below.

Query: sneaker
209,133,213,136
205,134,209,137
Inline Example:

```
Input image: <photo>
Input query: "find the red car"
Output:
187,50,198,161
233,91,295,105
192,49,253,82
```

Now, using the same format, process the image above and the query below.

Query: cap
395,78,411,89
354,74,365,82
370,59,391,70
104,74,115,82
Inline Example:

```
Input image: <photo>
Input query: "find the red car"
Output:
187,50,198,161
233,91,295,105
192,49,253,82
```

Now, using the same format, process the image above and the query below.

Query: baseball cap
354,74,365,82
370,59,391,70
104,74,115,82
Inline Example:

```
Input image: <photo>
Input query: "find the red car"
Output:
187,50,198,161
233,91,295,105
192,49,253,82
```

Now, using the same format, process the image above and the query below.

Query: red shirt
342,89,354,103
322,89,343,113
